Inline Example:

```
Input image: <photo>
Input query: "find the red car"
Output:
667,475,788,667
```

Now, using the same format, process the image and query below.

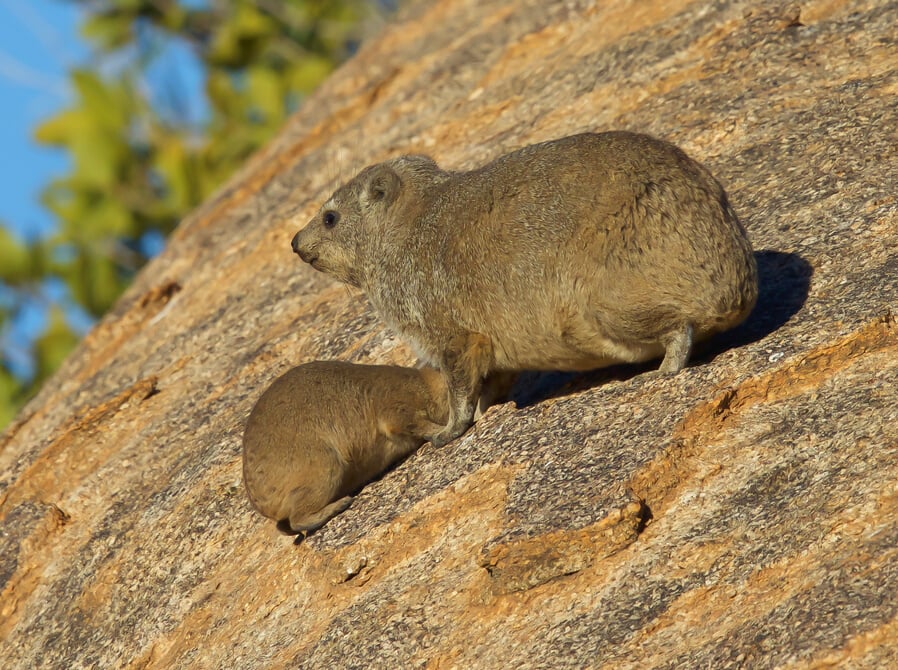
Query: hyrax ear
361,165,401,208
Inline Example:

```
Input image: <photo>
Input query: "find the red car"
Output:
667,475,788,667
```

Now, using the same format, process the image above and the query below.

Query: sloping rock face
2,1,897,667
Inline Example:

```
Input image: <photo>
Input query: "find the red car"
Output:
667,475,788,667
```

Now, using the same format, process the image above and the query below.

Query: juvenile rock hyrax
292,131,758,446
243,344,489,533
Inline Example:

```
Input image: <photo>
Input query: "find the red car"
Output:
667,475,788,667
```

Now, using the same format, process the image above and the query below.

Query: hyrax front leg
657,323,694,374
431,332,494,447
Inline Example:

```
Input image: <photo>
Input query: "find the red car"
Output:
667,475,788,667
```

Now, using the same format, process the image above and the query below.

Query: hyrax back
292,131,758,445
242,361,450,534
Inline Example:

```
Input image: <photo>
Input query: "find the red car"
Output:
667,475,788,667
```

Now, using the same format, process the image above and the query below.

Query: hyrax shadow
293,132,758,446
243,340,490,535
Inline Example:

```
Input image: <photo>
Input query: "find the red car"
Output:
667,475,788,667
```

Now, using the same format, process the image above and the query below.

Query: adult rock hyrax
292,131,758,446
243,345,489,534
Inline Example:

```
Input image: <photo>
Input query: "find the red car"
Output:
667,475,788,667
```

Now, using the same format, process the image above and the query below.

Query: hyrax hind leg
657,322,694,374
431,332,494,448
279,488,354,535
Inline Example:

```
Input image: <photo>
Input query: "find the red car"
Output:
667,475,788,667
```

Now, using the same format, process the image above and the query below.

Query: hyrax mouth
291,237,319,265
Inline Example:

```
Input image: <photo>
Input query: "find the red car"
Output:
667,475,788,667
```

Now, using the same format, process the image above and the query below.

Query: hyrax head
291,155,441,287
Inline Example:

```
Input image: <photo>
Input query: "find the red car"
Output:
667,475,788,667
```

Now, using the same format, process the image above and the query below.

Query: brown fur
243,359,466,534
292,131,758,445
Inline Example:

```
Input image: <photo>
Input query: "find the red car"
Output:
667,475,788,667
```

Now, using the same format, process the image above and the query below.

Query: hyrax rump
292,131,758,446
243,346,489,534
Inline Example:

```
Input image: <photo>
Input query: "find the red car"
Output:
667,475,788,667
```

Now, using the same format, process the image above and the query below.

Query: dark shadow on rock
510,250,812,408
509,365,646,409
694,249,812,362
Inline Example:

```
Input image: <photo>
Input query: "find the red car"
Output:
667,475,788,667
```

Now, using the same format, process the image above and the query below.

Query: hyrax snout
292,131,758,446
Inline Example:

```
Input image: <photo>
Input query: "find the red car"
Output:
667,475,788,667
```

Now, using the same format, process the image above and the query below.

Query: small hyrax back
292,131,758,446
242,360,453,535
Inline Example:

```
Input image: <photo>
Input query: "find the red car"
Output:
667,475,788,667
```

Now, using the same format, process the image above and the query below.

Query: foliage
0,0,385,429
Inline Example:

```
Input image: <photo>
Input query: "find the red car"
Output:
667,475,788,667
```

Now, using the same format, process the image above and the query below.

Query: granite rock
2,1,897,668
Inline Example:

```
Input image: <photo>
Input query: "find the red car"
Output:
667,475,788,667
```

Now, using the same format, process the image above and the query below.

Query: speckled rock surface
2,1,897,668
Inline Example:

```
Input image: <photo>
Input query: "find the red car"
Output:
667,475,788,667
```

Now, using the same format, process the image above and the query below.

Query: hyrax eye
323,211,340,229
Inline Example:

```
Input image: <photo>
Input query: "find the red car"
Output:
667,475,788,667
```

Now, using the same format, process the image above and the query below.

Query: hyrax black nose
291,232,318,264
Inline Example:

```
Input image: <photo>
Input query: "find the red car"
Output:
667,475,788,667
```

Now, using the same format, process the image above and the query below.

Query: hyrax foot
430,421,472,448
657,323,694,374
287,496,354,534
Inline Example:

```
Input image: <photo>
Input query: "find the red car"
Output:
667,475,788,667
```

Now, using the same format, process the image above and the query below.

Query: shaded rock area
2,0,897,667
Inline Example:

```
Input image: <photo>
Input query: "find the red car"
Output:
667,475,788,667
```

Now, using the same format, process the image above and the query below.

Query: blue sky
0,0,85,379
0,0,207,380
0,1,209,241
0,0,84,241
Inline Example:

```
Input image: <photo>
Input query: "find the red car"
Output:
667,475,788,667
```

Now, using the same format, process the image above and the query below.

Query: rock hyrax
243,344,489,533
292,131,758,446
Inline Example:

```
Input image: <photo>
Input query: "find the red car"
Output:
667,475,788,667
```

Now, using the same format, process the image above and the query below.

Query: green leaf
85,197,137,240
0,367,24,430
247,65,285,124
0,228,32,283
71,70,132,132
208,4,277,67
33,307,80,384
33,110,89,147
287,56,334,95
82,12,134,50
